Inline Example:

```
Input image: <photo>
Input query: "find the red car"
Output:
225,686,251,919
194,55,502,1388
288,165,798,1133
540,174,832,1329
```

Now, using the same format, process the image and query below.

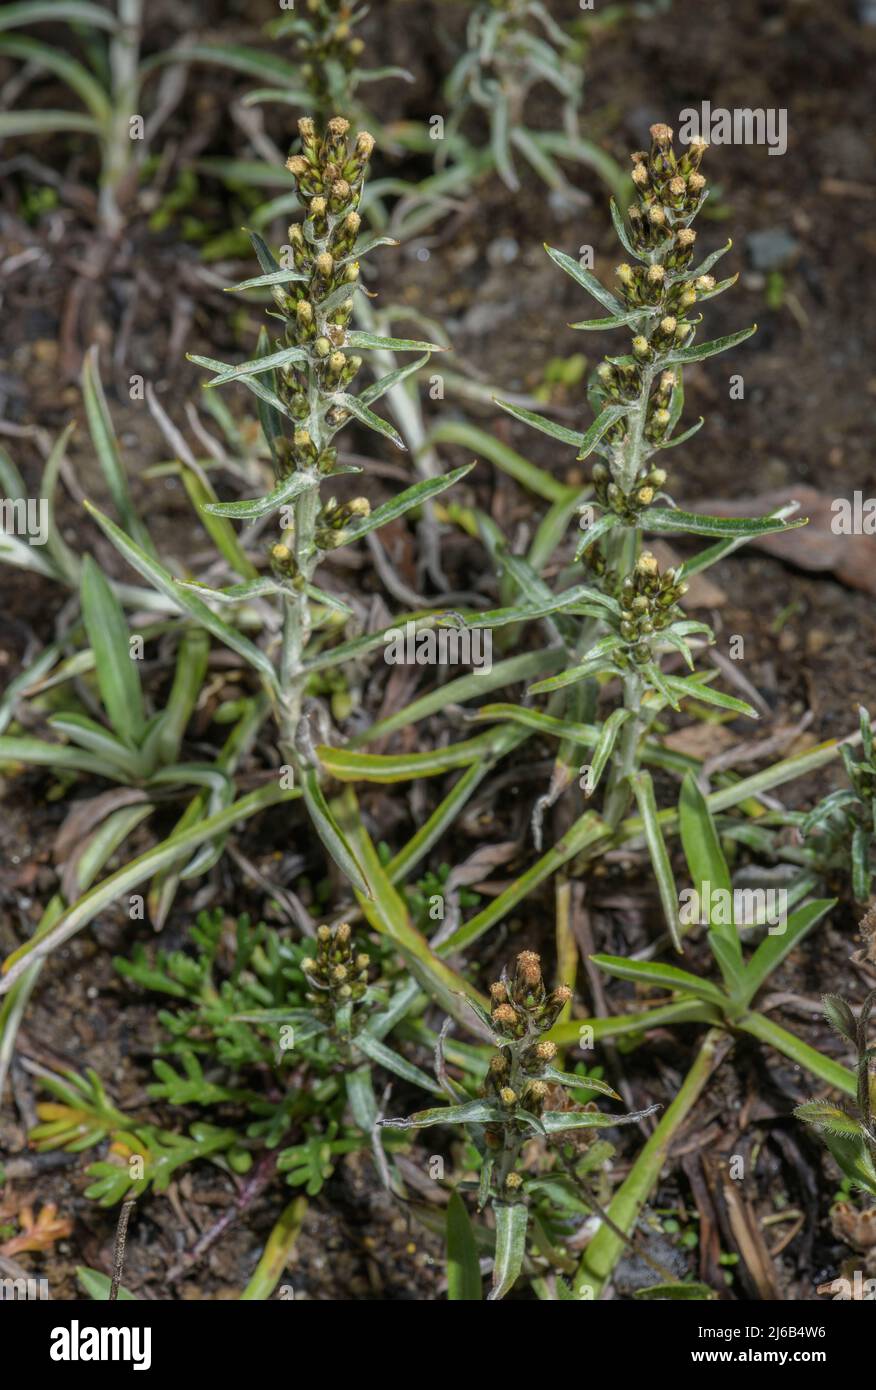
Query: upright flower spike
277,116,374,480
187,116,467,768
585,123,745,525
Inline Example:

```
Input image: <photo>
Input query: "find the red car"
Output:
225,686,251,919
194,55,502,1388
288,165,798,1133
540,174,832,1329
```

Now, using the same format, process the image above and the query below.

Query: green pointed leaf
379,1100,501,1130
48,713,143,780
346,331,442,353
488,1202,528,1301
494,397,587,449
203,469,315,521
679,772,742,987
0,3,119,32
80,556,145,744
643,507,806,539
302,769,371,898
664,675,757,718
575,510,619,559
544,245,625,314
664,324,757,365
224,268,305,292
334,465,474,544
359,353,429,408
795,1101,864,1140
352,1030,441,1094
576,405,630,461
822,993,858,1045
0,36,111,123
199,344,309,386
633,770,682,953
447,1190,482,1300
591,954,727,1008
539,1106,659,1133
333,392,404,448
742,900,834,1006
82,347,153,553
84,503,279,692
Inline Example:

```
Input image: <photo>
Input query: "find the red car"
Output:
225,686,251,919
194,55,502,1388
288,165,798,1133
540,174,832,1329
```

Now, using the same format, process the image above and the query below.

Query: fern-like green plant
30,911,440,1207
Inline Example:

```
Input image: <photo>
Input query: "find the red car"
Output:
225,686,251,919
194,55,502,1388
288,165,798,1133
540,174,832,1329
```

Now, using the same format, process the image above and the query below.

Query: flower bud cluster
482,952,571,1131
285,0,367,117
266,116,373,485
617,551,688,666
301,922,370,1024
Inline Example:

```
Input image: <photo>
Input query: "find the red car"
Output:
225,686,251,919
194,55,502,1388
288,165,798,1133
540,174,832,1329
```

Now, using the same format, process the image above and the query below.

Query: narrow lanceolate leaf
663,674,757,719
378,1100,501,1130
345,331,443,353
317,739,488,783
821,993,858,1045
493,398,587,449
643,507,807,539
179,465,258,581
633,771,683,954
0,36,111,123
188,353,297,423
302,769,371,898
332,393,404,448
224,268,306,292
538,1106,659,1134
488,1203,529,1302
528,637,624,694
48,714,143,781
198,344,309,386
0,3,119,32
687,240,733,282
742,900,835,1007
571,310,647,331
0,111,99,136
679,773,743,987
587,708,631,795
80,557,145,744
352,1031,442,1095
543,244,625,314
180,578,280,605
591,955,727,1008
446,1191,482,1301
82,347,152,553
541,1068,621,1100
84,503,279,692
656,419,704,451
794,1102,864,1140
334,465,475,544
359,354,429,408
663,324,757,365
203,469,315,520
576,405,630,461
575,510,619,559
